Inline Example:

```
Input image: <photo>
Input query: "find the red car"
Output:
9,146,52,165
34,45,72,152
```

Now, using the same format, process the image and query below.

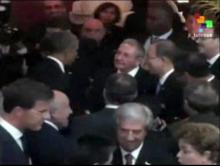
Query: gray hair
121,39,145,58
40,31,79,55
115,103,153,129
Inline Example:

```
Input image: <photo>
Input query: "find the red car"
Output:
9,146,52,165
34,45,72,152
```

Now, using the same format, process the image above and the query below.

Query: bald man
25,90,76,164
42,0,67,19
46,90,73,129
81,18,106,44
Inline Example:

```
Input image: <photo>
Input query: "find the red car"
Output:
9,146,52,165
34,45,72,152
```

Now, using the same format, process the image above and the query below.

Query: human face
64,48,78,65
177,139,210,165
21,101,50,131
81,20,105,43
117,119,146,152
196,35,219,59
145,45,163,75
184,15,200,36
43,0,66,18
114,43,140,73
52,95,72,128
146,8,169,35
99,7,117,25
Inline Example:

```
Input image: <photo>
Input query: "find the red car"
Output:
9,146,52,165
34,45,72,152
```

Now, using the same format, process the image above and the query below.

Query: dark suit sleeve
26,124,77,164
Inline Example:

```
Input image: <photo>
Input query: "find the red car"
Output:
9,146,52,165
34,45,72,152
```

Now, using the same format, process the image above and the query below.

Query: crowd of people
0,0,219,165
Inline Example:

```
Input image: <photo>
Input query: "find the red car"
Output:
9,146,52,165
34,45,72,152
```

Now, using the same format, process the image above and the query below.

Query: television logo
193,13,214,38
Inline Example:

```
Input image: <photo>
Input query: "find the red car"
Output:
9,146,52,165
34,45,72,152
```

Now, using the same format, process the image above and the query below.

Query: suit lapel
135,141,151,165
0,126,29,164
113,148,123,165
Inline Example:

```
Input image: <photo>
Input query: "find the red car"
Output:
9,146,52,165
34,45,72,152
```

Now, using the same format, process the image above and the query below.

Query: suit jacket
68,107,117,143
112,137,177,165
25,123,77,164
86,67,157,111
210,57,220,79
156,72,185,123
0,126,29,165
28,58,70,94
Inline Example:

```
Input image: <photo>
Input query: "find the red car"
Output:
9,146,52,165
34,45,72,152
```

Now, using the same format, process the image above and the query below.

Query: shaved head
81,18,106,43
49,90,72,128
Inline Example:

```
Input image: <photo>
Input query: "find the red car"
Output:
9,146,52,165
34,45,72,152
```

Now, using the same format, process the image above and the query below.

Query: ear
13,106,25,117
203,151,211,159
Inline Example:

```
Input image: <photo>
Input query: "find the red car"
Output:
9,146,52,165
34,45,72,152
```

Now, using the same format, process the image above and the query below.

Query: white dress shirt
0,117,24,151
120,143,144,165
159,68,175,85
207,53,220,67
144,29,173,52
105,104,119,109
47,56,65,73
117,66,139,78
44,120,59,131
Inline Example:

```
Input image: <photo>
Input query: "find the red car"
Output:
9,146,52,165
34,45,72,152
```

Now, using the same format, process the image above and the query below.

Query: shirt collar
207,75,215,82
207,53,220,66
120,142,144,164
105,104,119,109
159,68,175,85
0,117,23,140
47,56,65,73
127,66,140,77
44,120,59,131
152,29,173,40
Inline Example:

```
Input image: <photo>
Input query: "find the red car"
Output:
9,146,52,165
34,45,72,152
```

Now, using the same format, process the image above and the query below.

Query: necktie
20,136,32,165
20,136,29,158
125,153,133,165
156,82,162,95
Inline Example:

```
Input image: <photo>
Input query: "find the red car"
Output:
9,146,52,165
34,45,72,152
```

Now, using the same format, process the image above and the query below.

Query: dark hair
2,78,53,113
154,39,177,63
104,73,137,105
177,122,220,164
186,53,210,77
70,134,115,165
94,2,121,24
40,31,78,55
184,82,219,113
0,55,25,88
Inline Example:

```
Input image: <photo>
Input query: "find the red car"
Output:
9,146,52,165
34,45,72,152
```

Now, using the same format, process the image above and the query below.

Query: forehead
118,43,136,52
119,119,145,130
83,20,103,30
147,7,161,16
179,139,195,150
43,0,64,7
32,100,50,110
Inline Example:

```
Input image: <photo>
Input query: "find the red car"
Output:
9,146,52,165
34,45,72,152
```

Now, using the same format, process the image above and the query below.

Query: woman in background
176,122,219,165
94,2,124,45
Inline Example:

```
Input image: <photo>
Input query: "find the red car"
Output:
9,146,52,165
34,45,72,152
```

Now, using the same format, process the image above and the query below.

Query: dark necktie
156,82,162,95
20,136,29,158
125,153,133,165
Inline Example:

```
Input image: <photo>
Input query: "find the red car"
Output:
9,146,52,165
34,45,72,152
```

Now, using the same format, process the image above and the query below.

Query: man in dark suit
68,73,138,142
87,38,157,111
0,79,53,165
28,31,79,96
196,23,219,79
26,90,77,164
144,1,197,60
112,103,176,165
145,40,185,123
184,52,218,85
